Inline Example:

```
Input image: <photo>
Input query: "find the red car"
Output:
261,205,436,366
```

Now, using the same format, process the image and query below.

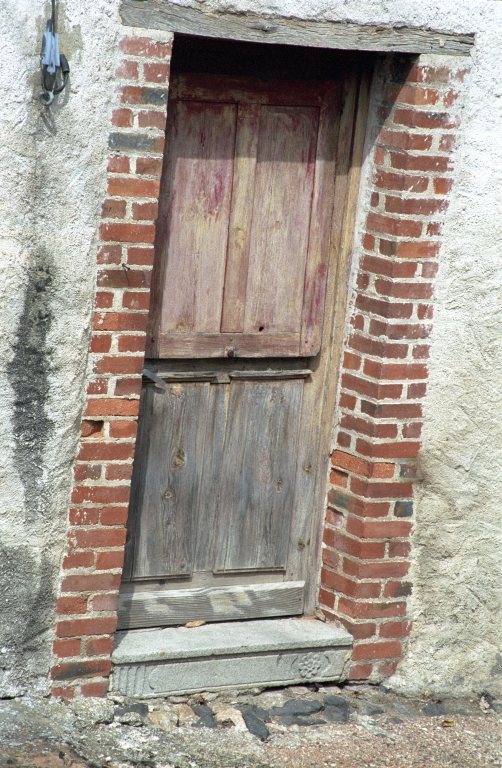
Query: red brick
97,268,148,288
385,196,447,216
51,658,112,680
114,377,142,397
369,319,431,341
352,314,365,331
343,558,410,579
356,438,421,459
92,594,120,612
348,478,413,502
69,528,127,550
81,680,109,697
360,255,417,280
318,588,335,609
93,312,149,332
377,128,433,150
366,213,422,239
105,464,133,481
101,198,126,219
107,177,160,198
418,304,434,320
78,441,135,462
118,334,147,353
407,65,462,85
360,401,422,420
332,450,371,477
71,486,130,505
362,233,375,251
389,541,412,558
355,294,413,319
338,598,406,620
343,351,361,370
393,108,459,130
80,419,104,438
323,529,386,560
96,550,125,570
390,151,452,174
136,157,163,176
61,574,122,594
379,620,413,638
119,37,173,59
132,202,158,221
341,413,398,440
349,663,373,680
90,335,112,354
111,108,133,127
138,110,168,130
357,273,370,290
384,581,413,598
427,222,443,237
127,246,155,266
347,516,413,540
107,156,129,174
386,84,439,106
56,596,88,615
322,570,381,599
339,392,356,410
364,361,428,381
87,379,108,395
402,422,422,438
63,551,94,570
338,618,377,640
349,333,408,360
341,373,403,401
352,641,402,661
100,507,129,526
322,548,339,570
100,223,156,244
325,508,344,528
115,60,139,79
94,355,143,376
84,398,140,418
86,636,115,656
109,420,138,439
53,639,81,658
94,292,114,309
434,177,453,195
144,62,170,82
69,508,100,525
337,431,352,449
395,241,440,259
122,290,151,310
330,468,348,488
373,170,429,193
73,464,102,483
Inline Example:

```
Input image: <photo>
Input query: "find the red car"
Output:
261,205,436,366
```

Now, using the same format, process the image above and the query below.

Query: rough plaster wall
1,0,501,697
0,0,123,696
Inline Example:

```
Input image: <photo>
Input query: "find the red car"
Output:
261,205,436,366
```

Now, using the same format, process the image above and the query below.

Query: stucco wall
0,0,501,697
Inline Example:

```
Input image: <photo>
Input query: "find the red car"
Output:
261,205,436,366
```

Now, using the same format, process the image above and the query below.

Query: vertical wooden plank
214,378,303,572
244,106,319,338
220,104,260,333
127,382,210,579
299,84,341,356
159,100,237,334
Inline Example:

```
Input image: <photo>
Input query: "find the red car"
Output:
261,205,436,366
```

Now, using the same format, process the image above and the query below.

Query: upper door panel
147,74,341,359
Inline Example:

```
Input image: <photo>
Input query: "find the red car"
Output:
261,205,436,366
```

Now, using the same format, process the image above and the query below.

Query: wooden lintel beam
121,0,474,56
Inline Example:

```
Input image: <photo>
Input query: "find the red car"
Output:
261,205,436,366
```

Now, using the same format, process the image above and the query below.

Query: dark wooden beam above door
121,0,474,56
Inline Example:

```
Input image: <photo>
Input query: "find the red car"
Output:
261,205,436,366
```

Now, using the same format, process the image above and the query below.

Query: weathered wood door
119,72,347,630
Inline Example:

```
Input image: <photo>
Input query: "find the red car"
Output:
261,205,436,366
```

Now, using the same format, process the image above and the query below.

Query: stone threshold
111,618,353,697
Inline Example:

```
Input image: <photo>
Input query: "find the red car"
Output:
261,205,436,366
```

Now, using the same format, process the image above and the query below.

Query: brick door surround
50,29,467,698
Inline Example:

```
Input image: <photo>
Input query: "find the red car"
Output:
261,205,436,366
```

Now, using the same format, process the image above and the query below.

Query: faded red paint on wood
149,74,341,358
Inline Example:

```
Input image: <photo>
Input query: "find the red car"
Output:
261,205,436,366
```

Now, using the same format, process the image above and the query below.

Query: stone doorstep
111,618,353,698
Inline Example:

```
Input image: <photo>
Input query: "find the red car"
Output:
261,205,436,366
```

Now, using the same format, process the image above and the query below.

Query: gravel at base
0,686,500,768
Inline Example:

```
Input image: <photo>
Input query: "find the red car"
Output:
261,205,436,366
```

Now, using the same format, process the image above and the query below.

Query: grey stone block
112,618,352,698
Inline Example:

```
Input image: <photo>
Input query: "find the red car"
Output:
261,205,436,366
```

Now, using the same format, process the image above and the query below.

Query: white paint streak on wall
0,0,501,695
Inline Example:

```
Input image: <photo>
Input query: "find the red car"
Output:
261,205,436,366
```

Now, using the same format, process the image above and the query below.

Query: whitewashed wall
0,0,500,697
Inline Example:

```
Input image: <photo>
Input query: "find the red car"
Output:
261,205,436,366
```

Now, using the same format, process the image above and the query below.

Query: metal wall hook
39,0,70,106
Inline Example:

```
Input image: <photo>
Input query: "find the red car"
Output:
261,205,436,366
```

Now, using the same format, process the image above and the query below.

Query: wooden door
119,72,349,630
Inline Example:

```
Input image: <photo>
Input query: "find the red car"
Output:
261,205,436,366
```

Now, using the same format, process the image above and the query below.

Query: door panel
147,74,341,359
214,378,303,572
123,382,209,580
159,101,237,335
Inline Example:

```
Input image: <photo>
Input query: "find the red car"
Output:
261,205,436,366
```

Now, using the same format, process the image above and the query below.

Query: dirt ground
0,683,500,768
